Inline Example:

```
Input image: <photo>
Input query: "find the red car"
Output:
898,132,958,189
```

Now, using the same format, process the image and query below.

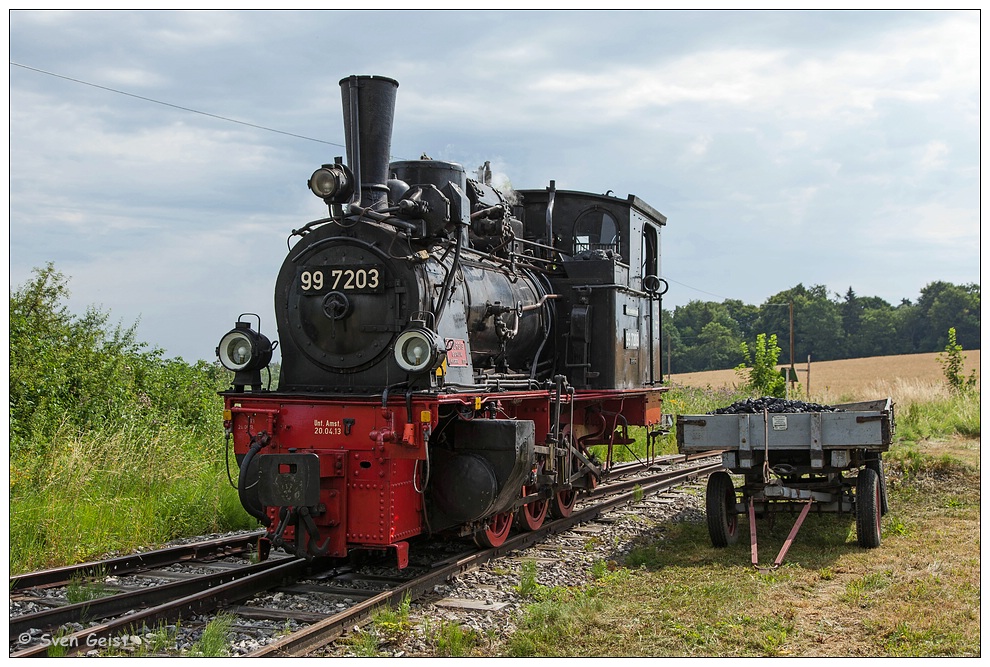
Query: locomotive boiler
217,75,669,567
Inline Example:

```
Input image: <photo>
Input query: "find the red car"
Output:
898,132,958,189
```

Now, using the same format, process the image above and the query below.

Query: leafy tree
854,307,900,357
721,299,760,343
797,285,846,361
840,286,864,341
757,285,848,362
695,321,743,372
892,298,922,354
659,281,978,374
914,282,980,351
751,286,805,365
735,333,786,398
672,301,735,338
659,309,685,377
671,300,741,372
929,285,980,350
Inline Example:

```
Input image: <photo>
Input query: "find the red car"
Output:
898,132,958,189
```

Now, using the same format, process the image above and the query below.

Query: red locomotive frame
225,387,665,568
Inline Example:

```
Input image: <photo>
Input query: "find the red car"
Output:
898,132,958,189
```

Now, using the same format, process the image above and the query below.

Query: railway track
9,454,720,657
9,533,296,657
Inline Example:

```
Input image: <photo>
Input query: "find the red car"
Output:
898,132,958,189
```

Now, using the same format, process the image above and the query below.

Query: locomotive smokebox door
257,454,322,507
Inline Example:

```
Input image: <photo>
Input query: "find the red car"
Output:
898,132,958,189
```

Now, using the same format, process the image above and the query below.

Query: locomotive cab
516,187,667,389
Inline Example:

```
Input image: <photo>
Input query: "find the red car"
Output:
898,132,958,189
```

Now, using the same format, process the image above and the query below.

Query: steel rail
10,557,308,657
604,450,723,480
250,457,721,657
9,531,266,591
590,460,720,499
9,555,294,643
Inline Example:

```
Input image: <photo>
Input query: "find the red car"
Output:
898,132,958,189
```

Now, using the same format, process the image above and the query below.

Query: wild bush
10,424,256,572
9,264,252,573
735,333,786,398
9,263,229,451
937,327,978,393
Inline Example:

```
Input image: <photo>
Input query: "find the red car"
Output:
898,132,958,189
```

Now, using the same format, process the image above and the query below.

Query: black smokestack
339,75,399,210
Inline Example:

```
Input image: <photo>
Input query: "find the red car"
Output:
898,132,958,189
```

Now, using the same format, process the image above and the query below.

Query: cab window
572,208,619,256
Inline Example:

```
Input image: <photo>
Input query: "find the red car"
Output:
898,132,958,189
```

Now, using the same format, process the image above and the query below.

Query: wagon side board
676,399,893,469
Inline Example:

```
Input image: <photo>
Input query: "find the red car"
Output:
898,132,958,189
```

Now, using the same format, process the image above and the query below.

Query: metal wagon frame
676,398,894,570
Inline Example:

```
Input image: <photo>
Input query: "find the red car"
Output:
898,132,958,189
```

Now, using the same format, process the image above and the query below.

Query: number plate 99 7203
298,266,383,293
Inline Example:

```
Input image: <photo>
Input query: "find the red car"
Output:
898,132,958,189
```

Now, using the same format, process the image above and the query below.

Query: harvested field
668,351,981,404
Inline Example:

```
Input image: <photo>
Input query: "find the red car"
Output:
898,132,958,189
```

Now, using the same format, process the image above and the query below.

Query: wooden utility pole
667,334,671,379
789,300,795,391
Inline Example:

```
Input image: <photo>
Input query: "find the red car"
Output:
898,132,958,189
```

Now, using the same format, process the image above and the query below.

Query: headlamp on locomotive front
308,162,354,204
217,318,275,391
394,327,445,375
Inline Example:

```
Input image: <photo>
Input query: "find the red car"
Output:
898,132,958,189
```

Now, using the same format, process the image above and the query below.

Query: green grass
841,569,896,606
145,624,181,655
515,560,543,598
370,593,413,641
894,390,980,443
348,629,383,657
506,508,977,655
65,571,114,604
507,585,610,657
188,614,235,657
497,391,980,657
9,423,256,574
343,594,414,656
430,621,480,657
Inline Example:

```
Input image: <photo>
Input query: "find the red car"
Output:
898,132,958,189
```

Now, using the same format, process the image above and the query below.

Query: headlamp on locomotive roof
394,328,445,375
308,163,354,203
217,318,276,391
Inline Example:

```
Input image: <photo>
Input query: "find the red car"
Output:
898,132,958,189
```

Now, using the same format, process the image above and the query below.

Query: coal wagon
676,398,894,568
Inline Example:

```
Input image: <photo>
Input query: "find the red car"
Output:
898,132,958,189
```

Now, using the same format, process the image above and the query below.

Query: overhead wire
11,60,421,162
10,60,345,148
11,63,742,295
663,277,734,301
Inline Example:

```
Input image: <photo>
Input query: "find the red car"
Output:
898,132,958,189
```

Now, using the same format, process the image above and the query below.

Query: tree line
660,281,980,374
8,265,980,418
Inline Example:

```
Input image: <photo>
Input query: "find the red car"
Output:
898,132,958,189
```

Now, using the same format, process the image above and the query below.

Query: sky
7,9,981,363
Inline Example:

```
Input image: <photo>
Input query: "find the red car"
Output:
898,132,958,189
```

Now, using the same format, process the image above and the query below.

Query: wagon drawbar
676,398,894,570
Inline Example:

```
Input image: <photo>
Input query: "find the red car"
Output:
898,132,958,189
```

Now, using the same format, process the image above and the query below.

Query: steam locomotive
217,75,669,567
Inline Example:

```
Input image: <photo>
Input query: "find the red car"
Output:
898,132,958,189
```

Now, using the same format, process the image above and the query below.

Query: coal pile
711,397,841,415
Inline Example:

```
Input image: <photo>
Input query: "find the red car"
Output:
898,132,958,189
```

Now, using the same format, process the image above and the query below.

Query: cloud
7,9,980,361
916,141,950,172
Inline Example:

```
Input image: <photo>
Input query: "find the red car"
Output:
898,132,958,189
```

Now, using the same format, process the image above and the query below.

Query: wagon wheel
865,456,889,516
475,511,513,548
706,471,739,547
516,467,550,532
856,467,882,548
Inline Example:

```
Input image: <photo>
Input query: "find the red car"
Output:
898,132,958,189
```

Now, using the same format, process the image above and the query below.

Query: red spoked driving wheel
516,491,549,532
516,465,550,531
550,447,597,519
550,487,577,519
475,511,513,548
